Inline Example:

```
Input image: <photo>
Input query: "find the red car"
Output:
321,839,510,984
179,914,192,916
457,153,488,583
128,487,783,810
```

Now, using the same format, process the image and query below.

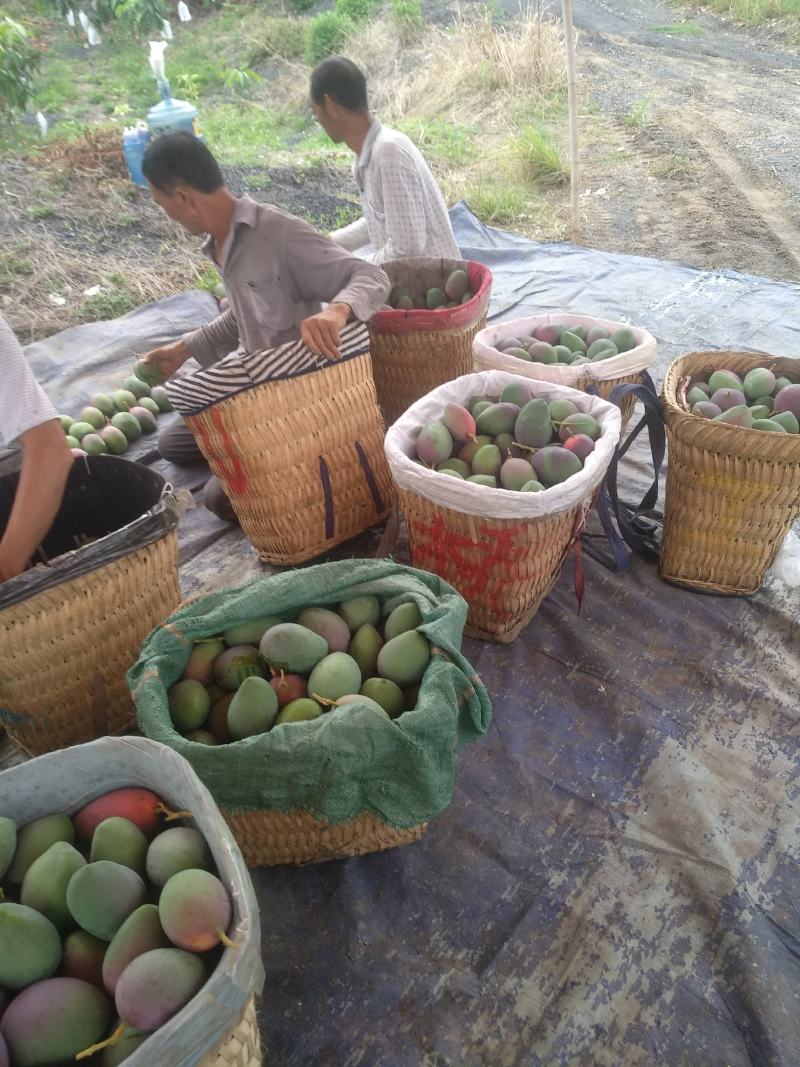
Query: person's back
310,56,460,263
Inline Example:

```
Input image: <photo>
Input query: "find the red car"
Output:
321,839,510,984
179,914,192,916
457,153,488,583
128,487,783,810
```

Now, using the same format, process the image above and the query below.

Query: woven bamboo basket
185,353,392,565
660,351,800,594
222,807,427,866
473,313,657,434
201,996,261,1066
368,258,493,425
0,534,180,756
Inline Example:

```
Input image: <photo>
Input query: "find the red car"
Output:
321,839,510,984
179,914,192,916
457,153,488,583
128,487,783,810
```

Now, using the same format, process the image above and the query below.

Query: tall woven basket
184,352,392,565
385,371,621,643
201,996,261,1066
368,258,493,425
0,457,180,756
660,351,800,594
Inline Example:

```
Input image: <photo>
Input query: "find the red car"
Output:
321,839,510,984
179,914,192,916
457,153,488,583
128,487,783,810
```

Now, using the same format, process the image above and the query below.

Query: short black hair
142,132,224,194
310,56,368,112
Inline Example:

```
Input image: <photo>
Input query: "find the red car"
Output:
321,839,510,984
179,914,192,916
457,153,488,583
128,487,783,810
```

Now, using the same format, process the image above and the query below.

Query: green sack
129,559,491,828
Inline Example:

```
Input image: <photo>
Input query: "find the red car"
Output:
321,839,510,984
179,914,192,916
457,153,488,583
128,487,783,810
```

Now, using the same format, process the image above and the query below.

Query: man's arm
0,420,72,581
370,161,429,264
329,216,371,253
144,308,241,378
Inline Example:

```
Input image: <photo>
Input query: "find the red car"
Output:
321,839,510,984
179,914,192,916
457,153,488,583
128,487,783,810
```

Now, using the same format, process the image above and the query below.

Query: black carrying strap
586,372,667,570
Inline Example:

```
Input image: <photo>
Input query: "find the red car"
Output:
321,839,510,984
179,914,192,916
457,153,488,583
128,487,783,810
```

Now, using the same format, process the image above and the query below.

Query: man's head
310,57,368,143
142,132,225,235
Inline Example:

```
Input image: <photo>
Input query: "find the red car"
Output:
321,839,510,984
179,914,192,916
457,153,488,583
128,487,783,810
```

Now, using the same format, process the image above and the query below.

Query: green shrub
246,16,308,63
288,0,317,13
0,15,40,118
112,0,169,36
305,12,352,64
390,0,423,31
334,0,379,22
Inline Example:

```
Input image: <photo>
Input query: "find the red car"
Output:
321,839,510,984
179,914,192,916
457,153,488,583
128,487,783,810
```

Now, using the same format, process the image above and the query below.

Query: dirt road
532,0,800,280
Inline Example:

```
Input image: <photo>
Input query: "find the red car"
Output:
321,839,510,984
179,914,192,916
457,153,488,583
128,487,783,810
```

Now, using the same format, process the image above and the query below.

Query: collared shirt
330,119,460,264
0,315,58,445
183,197,391,367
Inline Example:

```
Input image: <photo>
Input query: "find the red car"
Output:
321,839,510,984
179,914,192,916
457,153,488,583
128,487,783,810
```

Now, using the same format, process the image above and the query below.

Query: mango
442,402,476,441
0,977,111,1065
297,607,351,653
68,420,96,442
426,287,446,309
0,817,16,880
587,339,617,360
90,818,148,875
532,323,561,345
227,676,279,739
7,813,74,884
521,480,545,492
752,418,787,432
559,331,587,354
182,638,226,686
67,861,147,941
336,694,389,717
146,829,211,891
65,434,81,449
102,905,170,994
110,411,142,442
275,698,323,724
59,413,74,432
468,474,497,487
101,425,128,455
610,327,636,353
150,385,173,412
21,841,86,930
377,630,431,687
348,624,384,678
384,602,423,641
80,405,107,430
585,325,611,346
558,412,601,442
159,869,231,952
438,457,471,477
522,341,555,365
493,432,513,460
113,389,138,413
499,457,534,490
771,410,799,433
507,347,531,361
752,395,774,413
713,404,754,428
774,376,793,394
223,616,280,647
743,367,776,400
460,291,474,304
307,652,362,703
476,402,521,437
499,383,531,409
471,444,502,477
689,381,711,397
129,405,157,433
458,435,491,465
515,397,553,448
553,345,575,363
563,434,596,462
91,393,116,417
470,400,493,420
185,729,218,745
562,324,586,341
338,595,381,632
74,789,164,839
445,268,469,300
496,336,524,351
710,387,746,411
360,677,405,718
774,383,800,419
270,672,307,708
441,469,463,479
123,376,151,400
692,401,722,419
138,396,160,417
208,693,234,743
259,625,326,676
82,432,108,456
213,644,265,690
134,359,162,386
0,904,62,990
532,445,583,486
708,369,742,392
168,679,210,732
63,930,107,988
115,948,205,1031
548,399,578,423
389,285,411,306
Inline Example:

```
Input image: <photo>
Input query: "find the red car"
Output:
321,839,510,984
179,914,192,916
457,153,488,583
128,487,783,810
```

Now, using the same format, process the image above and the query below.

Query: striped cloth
165,321,371,417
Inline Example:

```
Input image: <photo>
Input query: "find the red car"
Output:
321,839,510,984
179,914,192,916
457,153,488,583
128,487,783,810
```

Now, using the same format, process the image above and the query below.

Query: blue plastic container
122,123,152,188
147,78,201,137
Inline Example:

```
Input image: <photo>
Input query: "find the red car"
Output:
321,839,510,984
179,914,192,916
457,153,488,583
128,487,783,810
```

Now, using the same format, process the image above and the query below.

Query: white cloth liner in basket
473,313,656,384
384,370,622,521
0,736,263,1066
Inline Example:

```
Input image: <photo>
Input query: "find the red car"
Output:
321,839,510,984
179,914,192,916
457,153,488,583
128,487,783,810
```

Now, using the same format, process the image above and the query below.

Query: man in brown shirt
141,132,390,521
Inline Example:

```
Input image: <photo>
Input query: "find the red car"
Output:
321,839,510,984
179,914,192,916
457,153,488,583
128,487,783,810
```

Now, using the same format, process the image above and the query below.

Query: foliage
112,0,169,37
305,11,352,64
334,0,379,23
515,125,568,186
222,67,262,94
245,16,307,63
0,15,40,119
287,0,317,13
390,0,423,32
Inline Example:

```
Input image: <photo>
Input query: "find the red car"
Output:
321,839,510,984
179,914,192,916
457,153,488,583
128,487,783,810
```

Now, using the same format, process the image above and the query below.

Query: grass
651,20,704,35
651,153,694,179
77,288,138,323
395,117,477,165
683,0,800,23
514,125,568,186
200,104,311,166
623,97,651,131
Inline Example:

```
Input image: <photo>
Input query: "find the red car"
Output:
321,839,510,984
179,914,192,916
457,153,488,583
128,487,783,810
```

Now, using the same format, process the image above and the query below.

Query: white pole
562,0,580,242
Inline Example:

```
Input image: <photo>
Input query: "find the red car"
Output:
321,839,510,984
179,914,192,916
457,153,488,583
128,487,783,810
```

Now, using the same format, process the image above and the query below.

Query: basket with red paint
368,258,493,425
166,322,392,565
384,371,621,642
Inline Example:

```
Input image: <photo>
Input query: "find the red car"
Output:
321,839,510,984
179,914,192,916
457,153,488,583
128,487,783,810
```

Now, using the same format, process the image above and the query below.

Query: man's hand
143,338,191,382
301,303,351,361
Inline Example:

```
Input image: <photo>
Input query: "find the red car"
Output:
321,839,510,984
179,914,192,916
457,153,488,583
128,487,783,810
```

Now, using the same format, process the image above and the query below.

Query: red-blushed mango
213,644,264,691
528,341,558,364
66,861,147,941
533,323,561,346
692,401,722,419
181,639,226,686
102,904,170,995
708,369,742,392
63,930,107,988
90,817,148,875
710,387,746,412
500,457,535,491
21,841,86,929
6,813,74,884
713,404,754,428
0,903,62,990
532,445,583,487
1,977,112,1066
442,402,476,442
415,420,452,466
74,788,165,839
563,434,596,462
159,869,232,952
114,948,205,1031
774,383,800,419
145,828,212,889
297,607,351,653
743,367,776,400
270,672,308,708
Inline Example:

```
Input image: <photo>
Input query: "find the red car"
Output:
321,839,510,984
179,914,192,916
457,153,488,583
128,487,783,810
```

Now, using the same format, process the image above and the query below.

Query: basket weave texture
222,807,427,867
185,353,392,564
202,996,262,1066
0,534,180,756
660,350,800,594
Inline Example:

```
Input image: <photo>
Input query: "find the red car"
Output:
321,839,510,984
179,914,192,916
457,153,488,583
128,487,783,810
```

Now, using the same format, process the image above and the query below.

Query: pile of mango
686,366,800,433
59,361,172,459
167,596,433,744
494,321,638,366
413,382,601,492
388,266,474,311
0,788,234,1066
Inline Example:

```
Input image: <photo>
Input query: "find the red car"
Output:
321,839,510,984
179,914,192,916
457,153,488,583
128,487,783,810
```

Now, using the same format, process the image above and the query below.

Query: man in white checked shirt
311,57,460,264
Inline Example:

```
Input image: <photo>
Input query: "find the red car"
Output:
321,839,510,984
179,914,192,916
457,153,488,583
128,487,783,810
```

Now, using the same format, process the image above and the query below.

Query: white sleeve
0,317,59,446
371,155,429,263
329,216,371,252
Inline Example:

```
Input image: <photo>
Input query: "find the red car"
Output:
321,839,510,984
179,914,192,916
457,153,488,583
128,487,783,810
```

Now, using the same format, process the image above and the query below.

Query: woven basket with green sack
129,559,491,866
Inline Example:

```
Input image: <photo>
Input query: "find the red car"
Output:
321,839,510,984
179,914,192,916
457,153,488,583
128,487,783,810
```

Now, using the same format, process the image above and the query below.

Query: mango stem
311,693,336,707
218,928,238,949
76,1022,126,1060
157,802,192,822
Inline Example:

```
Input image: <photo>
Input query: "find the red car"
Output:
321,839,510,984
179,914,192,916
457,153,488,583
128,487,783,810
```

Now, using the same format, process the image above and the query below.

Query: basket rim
370,258,492,332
